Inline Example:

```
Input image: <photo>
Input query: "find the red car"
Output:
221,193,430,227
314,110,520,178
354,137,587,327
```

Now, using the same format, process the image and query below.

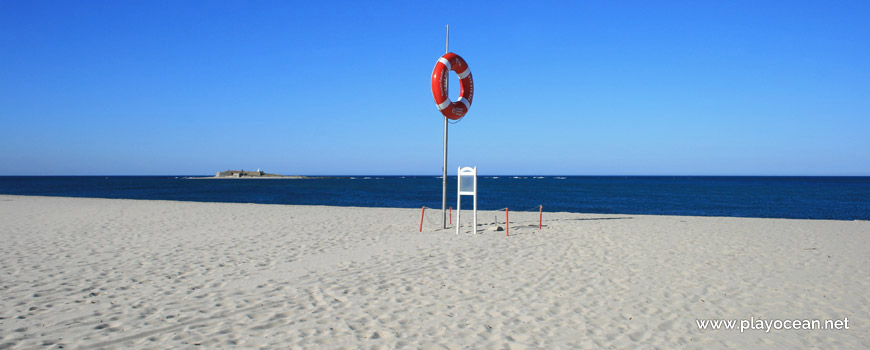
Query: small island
189,169,308,179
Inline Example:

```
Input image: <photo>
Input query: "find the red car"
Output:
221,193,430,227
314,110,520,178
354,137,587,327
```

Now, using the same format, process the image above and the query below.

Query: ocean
1,176,868,220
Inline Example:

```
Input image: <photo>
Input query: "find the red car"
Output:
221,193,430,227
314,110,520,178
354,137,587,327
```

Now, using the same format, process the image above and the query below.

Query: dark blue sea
1,176,868,220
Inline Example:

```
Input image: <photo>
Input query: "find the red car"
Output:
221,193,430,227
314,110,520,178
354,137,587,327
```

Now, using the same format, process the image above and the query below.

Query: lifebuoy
431,52,474,120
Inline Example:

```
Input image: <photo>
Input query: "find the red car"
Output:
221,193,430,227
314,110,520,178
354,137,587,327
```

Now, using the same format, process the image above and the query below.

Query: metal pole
445,24,449,54
441,24,449,229
442,115,448,228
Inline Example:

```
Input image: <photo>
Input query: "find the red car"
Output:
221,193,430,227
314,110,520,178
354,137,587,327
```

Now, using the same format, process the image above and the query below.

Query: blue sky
1,1,868,175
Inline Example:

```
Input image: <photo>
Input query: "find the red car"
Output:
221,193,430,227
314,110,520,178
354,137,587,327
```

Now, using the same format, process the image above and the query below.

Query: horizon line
1,174,869,177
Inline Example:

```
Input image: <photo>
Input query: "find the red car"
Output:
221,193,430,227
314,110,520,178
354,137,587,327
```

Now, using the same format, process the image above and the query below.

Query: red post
419,206,425,232
539,205,542,230
505,208,509,237
449,206,452,225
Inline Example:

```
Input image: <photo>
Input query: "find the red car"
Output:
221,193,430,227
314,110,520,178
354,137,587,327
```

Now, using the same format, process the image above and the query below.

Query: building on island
210,169,305,178
216,169,266,177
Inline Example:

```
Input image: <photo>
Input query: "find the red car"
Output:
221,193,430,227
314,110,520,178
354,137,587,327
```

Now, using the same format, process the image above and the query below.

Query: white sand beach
1,195,868,349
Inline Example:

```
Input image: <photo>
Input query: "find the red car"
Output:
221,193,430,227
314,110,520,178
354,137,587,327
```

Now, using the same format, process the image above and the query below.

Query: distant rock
208,169,306,179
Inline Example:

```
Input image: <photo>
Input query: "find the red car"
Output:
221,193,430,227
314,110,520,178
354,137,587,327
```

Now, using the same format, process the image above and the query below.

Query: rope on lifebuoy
431,52,474,120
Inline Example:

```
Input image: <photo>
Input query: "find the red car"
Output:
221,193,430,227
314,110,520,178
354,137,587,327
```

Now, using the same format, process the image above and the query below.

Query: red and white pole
419,206,426,232
505,208,509,237
539,205,542,230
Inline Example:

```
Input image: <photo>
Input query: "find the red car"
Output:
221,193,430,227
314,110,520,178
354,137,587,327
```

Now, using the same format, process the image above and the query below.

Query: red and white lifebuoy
431,52,474,120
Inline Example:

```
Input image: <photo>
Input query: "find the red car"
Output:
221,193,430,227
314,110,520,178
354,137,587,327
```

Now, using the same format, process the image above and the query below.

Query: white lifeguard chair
456,166,478,234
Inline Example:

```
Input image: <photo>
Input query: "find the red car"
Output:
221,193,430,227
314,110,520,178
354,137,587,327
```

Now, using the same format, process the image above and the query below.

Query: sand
1,195,868,349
